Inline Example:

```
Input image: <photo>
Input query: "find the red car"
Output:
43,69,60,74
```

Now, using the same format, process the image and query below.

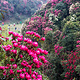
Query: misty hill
0,0,49,22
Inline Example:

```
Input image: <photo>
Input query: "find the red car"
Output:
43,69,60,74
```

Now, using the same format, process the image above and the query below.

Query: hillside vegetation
0,0,80,80
21,0,80,79
0,0,48,22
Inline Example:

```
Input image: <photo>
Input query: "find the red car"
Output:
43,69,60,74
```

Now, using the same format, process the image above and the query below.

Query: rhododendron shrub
42,47,64,80
54,44,63,55
21,0,73,36
54,44,68,60
0,31,48,80
61,51,80,80
53,30,62,45
0,27,6,61
44,27,53,35
54,42,80,80
21,16,54,36
43,30,61,53
69,2,80,15
58,21,80,51
54,40,80,80
42,31,54,53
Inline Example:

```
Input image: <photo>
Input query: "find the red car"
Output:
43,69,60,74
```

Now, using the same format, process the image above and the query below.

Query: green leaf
0,45,5,52
0,37,5,41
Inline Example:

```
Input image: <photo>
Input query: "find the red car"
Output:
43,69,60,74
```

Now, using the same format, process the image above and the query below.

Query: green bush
62,21,80,35
58,31,80,51
43,31,54,53
42,53,64,80
43,30,61,53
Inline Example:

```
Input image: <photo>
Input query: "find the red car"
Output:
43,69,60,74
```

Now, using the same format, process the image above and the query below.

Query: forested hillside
0,0,80,80
21,0,80,79
0,0,48,22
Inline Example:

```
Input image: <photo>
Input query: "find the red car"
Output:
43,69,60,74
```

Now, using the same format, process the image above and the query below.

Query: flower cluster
62,51,80,80
0,31,48,80
53,30,62,45
21,9,54,36
69,2,80,14
0,27,2,37
76,40,80,52
61,40,80,80
44,27,53,35
49,0,72,9
54,44,63,55
54,9,61,16
23,16,52,35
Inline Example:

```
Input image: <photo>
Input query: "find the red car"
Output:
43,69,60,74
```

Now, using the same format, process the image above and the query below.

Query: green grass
0,23,22,45
0,23,23,66
0,23,22,37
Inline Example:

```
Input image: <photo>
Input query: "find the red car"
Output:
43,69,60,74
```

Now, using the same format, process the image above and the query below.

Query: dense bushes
0,0,80,80
21,0,72,35
43,30,61,53
0,29,49,80
20,0,80,53
0,0,45,21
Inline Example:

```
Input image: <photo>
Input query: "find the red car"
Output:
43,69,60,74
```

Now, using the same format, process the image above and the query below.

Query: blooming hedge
0,29,48,80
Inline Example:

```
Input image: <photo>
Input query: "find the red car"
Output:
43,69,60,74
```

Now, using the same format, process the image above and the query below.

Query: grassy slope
0,23,22,36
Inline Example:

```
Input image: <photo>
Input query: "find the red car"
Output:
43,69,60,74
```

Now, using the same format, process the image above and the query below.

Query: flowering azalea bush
61,44,80,80
53,30,62,45
43,39,80,80
21,15,55,36
69,2,80,15
54,44,63,55
0,27,6,62
53,40,80,80
42,44,64,80
44,27,53,35
43,30,61,53
0,0,44,21
0,30,48,80
21,0,74,36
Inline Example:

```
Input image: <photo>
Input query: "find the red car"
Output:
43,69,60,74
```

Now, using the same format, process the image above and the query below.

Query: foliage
0,30,49,80
43,30,61,53
57,20,80,51
43,31,54,53
46,54,64,80
75,65,80,75
0,0,80,80
0,0,45,21
61,50,80,80
21,15,55,36
69,2,80,15
59,33,77,51
42,44,64,80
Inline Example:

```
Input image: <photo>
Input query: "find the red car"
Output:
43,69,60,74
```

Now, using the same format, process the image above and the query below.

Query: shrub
21,15,56,36
61,50,80,80
0,30,49,80
42,44,64,80
42,31,54,53
57,21,80,51
69,2,80,15
43,30,61,53
0,0,43,21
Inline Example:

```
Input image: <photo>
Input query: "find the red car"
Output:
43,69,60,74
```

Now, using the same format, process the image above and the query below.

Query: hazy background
0,0,49,23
